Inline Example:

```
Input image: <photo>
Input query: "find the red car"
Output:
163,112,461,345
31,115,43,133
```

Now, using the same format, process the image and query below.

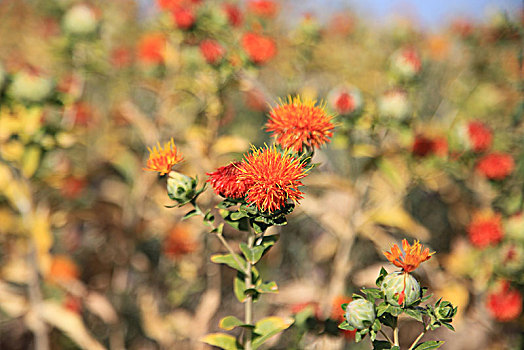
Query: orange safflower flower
384,239,434,273
238,146,307,213
266,96,335,152
241,32,276,65
144,138,183,175
487,280,523,322
137,33,166,65
467,211,504,248
207,161,252,199
476,152,514,180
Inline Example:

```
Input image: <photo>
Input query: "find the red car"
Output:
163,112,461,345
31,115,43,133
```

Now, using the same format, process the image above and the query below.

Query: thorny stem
379,329,394,344
244,232,255,350
408,323,431,350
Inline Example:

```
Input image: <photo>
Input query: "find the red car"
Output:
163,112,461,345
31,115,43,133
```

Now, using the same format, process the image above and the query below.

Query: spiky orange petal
144,138,183,175
383,239,434,273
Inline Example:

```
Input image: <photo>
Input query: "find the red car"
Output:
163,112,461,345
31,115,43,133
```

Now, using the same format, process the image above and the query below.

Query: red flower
467,121,492,152
247,0,278,18
199,39,225,65
157,0,200,10
266,96,335,152
137,33,166,65
61,176,87,199
111,46,133,68
331,296,356,340
467,211,504,248
164,223,199,259
223,3,243,27
238,146,308,213
476,152,514,180
384,239,434,273
334,92,355,115
207,162,251,199
412,134,448,157
487,281,523,322
401,48,422,73
172,7,195,30
49,256,80,283
241,32,276,65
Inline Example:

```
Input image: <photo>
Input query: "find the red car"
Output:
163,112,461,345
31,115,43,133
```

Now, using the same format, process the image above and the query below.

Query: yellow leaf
22,145,41,178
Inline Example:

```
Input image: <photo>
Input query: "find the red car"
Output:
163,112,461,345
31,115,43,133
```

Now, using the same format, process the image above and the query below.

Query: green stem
244,232,255,350
393,325,399,347
408,323,430,350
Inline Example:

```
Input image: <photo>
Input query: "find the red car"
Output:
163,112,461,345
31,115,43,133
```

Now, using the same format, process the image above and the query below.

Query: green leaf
372,340,392,350
405,308,424,322
211,254,247,273
201,333,241,350
338,321,355,331
182,209,199,220
239,243,265,264
413,341,444,350
362,288,383,302
219,316,253,331
355,331,362,343
234,273,247,302
379,312,397,328
231,211,248,220
219,210,250,231
391,346,400,350
376,267,388,287
256,281,278,294
252,316,294,349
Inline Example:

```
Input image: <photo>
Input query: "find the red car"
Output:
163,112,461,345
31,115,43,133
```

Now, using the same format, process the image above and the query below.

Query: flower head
247,0,278,18
207,162,252,199
384,239,434,273
266,96,335,152
486,281,523,322
241,32,277,65
467,211,504,248
144,138,183,175
223,3,243,27
467,121,492,152
138,33,166,65
164,223,199,259
238,146,308,213
49,255,79,284
200,39,225,65
172,6,196,30
476,152,514,180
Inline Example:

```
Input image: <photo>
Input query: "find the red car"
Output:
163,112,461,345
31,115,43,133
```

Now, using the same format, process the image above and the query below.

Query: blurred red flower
467,121,492,152
164,223,199,259
49,255,80,283
412,134,447,157
207,162,251,199
266,96,334,152
467,211,504,248
172,7,196,30
331,296,356,340
241,32,276,65
111,46,133,68
238,146,307,213
137,33,166,65
223,3,243,27
61,176,87,199
199,39,225,65
487,281,523,322
247,0,278,18
401,48,422,73
476,152,514,180
334,92,355,115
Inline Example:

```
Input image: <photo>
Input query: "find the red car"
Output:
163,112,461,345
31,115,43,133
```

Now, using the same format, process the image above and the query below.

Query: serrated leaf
201,333,241,350
252,316,294,349
376,267,388,287
413,341,444,350
239,243,265,264
211,254,247,273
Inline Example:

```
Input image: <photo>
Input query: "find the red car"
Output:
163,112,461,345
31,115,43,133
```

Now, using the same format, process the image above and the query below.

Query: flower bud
8,71,53,103
167,171,197,204
378,89,410,120
435,300,456,320
62,4,98,36
380,271,421,307
344,299,376,329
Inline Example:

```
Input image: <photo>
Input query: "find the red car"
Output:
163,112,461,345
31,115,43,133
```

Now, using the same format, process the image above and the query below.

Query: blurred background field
0,0,523,349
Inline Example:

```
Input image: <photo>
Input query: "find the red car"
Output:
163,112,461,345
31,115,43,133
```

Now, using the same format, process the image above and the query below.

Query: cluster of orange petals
266,96,335,152
206,162,252,199
241,32,277,65
48,255,80,284
486,280,523,322
384,239,434,273
467,211,504,248
476,152,515,180
144,138,183,175
238,146,307,213
467,121,492,152
137,33,166,65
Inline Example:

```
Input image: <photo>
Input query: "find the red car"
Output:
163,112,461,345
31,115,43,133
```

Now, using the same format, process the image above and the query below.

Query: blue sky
295,0,522,29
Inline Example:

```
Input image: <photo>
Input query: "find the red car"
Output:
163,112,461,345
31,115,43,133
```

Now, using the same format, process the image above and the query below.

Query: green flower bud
380,271,421,307
435,300,457,321
167,171,197,204
8,71,53,103
345,299,376,330
63,4,98,36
